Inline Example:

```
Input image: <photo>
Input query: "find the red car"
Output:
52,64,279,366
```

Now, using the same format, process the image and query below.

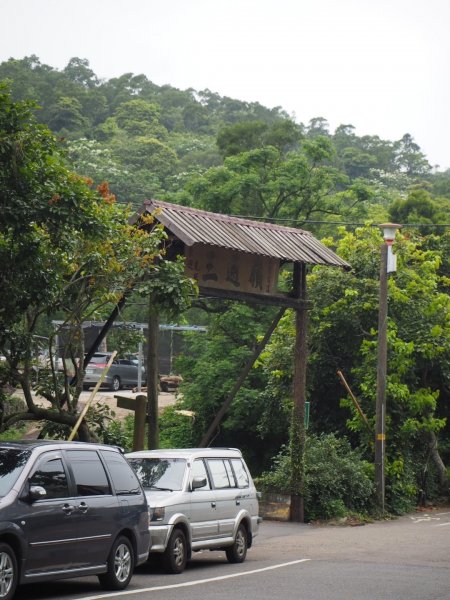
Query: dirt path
13,388,178,439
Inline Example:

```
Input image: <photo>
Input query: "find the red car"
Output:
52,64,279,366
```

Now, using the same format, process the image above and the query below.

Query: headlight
151,506,165,521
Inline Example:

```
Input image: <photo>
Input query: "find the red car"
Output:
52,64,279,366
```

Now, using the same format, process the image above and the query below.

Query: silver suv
126,447,260,574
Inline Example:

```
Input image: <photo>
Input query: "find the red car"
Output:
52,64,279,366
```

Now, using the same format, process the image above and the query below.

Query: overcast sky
1,0,449,170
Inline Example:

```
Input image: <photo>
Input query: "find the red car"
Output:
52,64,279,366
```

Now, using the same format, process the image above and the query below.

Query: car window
89,354,110,364
102,451,142,495
231,458,250,488
224,459,236,486
0,448,31,497
207,459,233,489
29,456,70,499
191,458,211,490
66,450,111,496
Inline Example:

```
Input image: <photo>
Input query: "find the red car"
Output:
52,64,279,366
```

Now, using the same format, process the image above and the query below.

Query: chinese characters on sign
185,245,279,295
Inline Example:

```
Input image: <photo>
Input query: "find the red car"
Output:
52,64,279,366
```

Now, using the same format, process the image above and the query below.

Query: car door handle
236,499,241,506
211,502,216,508
62,503,75,515
78,502,89,513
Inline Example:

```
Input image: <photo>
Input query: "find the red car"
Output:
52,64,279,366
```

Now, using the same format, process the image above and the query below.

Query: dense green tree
394,133,431,177
63,57,99,89
114,99,168,138
217,121,269,157
431,169,450,196
184,138,349,224
217,119,303,158
389,189,439,225
306,117,330,138
46,95,87,133
0,85,193,439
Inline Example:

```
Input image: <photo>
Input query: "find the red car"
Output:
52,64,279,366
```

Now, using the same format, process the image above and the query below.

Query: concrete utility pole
375,223,401,513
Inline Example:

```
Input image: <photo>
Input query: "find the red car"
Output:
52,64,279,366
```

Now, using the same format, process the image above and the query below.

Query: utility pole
290,262,308,522
375,223,401,513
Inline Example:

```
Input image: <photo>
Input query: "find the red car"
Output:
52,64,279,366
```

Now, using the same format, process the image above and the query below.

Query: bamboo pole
68,351,117,441
337,370,372,432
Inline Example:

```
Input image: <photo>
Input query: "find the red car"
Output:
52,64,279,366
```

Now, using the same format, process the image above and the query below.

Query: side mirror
191,476,207,491
29,485,47,501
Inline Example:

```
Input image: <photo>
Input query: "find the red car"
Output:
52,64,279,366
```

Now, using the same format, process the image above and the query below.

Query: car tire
162,528,187,574
0,543,19,600
226,523,247,564
98,535,134,591
110,376,121,392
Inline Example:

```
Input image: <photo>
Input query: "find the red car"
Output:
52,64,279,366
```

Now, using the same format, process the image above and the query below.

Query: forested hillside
1,56,449,519
1,55,449,214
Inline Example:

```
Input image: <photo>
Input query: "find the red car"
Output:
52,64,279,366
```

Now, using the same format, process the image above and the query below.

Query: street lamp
375,223,401,513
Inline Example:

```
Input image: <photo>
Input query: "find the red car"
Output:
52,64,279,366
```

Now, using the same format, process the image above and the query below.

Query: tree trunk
426,430,449,492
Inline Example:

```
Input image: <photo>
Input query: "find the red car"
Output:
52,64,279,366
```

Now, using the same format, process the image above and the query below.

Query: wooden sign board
185,245,279,296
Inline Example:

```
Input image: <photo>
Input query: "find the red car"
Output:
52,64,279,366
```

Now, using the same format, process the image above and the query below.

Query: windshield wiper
149,485,174,492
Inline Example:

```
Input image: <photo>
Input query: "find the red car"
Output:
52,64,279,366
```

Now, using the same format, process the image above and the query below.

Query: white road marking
433,522,450,527
410,516,441,523
77,559,311,600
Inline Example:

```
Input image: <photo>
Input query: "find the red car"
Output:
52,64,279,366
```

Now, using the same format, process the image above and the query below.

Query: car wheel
162,528,187,574
226,523,247,564
110,376,121,392
98,535,134,591
0,543,19,600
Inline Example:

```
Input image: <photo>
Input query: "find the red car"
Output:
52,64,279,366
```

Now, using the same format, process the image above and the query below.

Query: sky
1,0,449,170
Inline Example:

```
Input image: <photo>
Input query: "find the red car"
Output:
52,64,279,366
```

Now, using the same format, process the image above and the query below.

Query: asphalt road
14,507,450,600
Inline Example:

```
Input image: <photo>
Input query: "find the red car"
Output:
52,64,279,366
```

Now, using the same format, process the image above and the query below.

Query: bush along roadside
256,433,375,521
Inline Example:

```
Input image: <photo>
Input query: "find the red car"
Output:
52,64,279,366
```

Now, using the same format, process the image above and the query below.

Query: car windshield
0,448,32,497
127,457,186,491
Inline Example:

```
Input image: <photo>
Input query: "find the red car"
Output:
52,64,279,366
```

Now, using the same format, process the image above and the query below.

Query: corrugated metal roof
142,200,350,269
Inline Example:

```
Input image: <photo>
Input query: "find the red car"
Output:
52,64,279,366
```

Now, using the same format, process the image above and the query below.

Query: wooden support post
133,394,147,451
116,394,148,451
147,299,160,449
290,263,308,523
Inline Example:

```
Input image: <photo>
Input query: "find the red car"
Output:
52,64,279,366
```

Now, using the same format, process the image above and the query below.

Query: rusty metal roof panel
143,200,350,269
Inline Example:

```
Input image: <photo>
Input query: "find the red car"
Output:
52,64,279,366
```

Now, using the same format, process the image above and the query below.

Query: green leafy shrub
305,434,374,520
257,433,374,521
385,456,418,515
159,406,195,448
0,393,27,439
98,413,135,451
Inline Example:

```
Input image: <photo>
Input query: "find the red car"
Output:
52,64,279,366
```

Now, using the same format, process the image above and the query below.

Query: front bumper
148,524,171,552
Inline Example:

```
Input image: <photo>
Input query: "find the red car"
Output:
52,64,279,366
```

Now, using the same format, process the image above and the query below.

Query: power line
229,215,450,228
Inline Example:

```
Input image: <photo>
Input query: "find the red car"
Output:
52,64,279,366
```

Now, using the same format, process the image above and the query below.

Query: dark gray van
0,440,150,600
